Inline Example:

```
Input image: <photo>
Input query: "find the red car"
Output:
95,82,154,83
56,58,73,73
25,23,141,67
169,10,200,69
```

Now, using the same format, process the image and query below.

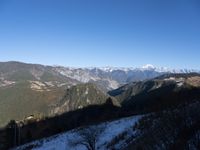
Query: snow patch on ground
15,115,142,150
164,77,176,81
177,82,184,87
56,67,100,83
175,78,185,87
163,77,185,87
107,79,120,90
85,87,89,95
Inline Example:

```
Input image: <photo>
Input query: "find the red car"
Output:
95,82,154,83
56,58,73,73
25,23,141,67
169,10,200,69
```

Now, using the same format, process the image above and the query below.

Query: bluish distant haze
0,0,199,69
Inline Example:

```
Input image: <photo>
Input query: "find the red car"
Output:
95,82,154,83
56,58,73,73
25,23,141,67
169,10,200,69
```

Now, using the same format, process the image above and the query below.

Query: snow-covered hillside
14,115,142,150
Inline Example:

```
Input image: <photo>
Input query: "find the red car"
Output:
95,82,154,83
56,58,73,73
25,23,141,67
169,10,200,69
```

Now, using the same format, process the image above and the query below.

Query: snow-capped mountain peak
141,64,156,70
53,64,200,91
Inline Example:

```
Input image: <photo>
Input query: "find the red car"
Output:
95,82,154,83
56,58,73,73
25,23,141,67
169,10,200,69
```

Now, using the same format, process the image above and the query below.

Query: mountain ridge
0,61,199,127
3,61,199,74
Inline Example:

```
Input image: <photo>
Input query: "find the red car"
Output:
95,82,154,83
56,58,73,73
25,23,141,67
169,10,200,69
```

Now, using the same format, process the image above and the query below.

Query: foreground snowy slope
15,115,142,150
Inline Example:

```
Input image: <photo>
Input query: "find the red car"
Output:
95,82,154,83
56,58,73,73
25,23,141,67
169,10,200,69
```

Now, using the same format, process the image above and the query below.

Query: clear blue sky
0,0,199,69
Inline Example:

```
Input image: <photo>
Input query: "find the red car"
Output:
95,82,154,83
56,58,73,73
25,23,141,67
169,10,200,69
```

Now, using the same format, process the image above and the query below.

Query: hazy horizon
0,60,199,71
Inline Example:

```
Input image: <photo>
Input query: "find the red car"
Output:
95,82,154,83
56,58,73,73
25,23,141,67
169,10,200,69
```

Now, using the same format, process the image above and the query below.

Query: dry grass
186,76,200,87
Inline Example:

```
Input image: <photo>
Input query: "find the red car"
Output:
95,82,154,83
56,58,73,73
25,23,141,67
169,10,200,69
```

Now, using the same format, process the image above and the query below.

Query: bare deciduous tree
70,125,105,150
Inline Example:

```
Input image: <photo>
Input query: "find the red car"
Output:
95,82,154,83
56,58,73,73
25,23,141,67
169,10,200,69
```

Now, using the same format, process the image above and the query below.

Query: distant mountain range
0,61,199,127
1,61,197,92
54,63,199,90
